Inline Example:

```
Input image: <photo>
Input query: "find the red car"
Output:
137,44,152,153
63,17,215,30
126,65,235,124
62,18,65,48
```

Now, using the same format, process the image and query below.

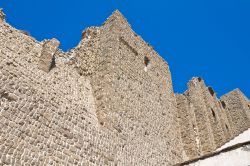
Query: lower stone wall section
176,94,200,159
0,23,118,165
177,77,250,160
185,78,216,155
201,85,226,148
217,101,233,143
220,89,250,137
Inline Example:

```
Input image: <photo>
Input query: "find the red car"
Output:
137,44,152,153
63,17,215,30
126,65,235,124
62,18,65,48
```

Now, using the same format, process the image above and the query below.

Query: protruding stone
0,8,6,24
38,38,60,72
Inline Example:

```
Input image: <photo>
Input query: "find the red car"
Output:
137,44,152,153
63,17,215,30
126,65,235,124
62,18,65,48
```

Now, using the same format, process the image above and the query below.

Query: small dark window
211,108,216,119
50,55,56,70
221,101,226,109
248,105,250,109
225,124,229,130
208,87,215,96
144,56,150,67
198,77,202,82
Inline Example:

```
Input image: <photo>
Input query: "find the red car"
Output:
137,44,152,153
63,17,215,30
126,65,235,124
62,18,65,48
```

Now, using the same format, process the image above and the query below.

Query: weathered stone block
38,38,60,72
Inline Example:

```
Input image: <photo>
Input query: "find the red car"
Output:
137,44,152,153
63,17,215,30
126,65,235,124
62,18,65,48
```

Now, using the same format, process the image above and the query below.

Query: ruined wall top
0,9,6,23
221,88,249,99
0,8,185,165
177,76,250,161
103,10,131,30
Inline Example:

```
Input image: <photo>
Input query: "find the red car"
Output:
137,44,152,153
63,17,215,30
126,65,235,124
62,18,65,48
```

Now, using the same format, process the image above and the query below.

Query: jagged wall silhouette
0,9,250,165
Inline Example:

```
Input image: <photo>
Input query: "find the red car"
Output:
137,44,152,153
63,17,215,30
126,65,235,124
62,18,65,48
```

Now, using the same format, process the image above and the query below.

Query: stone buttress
176,77,250,160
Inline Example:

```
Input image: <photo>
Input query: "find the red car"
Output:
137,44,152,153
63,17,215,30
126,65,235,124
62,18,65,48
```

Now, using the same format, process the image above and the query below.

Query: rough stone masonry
0,9,250,166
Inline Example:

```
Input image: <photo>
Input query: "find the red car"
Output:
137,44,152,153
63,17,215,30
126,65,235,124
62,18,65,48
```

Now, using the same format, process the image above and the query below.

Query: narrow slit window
50,55,56,70
208,87,215,96
225,124,229,130
221,101,226,109
211,108,216,120
144,56,150,67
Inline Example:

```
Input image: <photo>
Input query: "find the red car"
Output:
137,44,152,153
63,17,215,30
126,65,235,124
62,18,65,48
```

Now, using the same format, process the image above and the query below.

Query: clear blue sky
1,0,249,98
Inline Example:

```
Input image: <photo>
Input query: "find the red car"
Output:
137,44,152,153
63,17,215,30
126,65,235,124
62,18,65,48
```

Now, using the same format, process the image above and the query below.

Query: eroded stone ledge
38,38,60,72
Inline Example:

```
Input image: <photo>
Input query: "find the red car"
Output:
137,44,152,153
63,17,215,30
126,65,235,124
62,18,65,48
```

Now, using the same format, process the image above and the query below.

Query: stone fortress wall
0,10,119,165
220,89,250,137
176,77,250,160
0,9,250,165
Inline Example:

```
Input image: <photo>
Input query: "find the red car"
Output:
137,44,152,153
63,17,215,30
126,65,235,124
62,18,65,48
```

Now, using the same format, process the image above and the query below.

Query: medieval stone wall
184,78,216,155
177,77,250,161
103,11,185,164
0,8,250,166
176,94,200,159
236,90,250,121
220,89,250,137
73,11,186,165
0,19,124,165
215,98,232,143
0,9,186,166
200,85,225,148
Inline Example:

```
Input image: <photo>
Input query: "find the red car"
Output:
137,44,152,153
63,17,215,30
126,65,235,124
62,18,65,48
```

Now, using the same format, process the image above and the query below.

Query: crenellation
177,76,250,161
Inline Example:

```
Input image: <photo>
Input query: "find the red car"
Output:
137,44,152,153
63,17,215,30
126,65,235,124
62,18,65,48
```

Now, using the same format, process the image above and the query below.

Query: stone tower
0,9,185,165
